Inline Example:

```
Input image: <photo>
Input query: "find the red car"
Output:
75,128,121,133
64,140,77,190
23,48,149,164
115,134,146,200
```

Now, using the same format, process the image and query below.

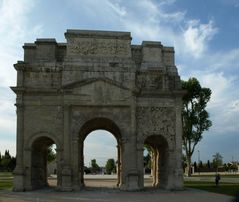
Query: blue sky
0,0,239,165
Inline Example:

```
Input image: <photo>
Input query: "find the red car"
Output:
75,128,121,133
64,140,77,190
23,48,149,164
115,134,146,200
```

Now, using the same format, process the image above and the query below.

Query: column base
61,167,73,191
121,170,142,191
13,166,25,192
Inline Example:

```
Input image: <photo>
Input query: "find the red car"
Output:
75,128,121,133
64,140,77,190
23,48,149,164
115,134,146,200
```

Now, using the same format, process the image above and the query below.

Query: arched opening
144,135,169,188
78,118,122,189
31,136,59,190
83,130,118,188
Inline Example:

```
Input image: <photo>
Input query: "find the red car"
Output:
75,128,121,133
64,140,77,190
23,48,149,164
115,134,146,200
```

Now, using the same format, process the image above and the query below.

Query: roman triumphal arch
11,29,184,191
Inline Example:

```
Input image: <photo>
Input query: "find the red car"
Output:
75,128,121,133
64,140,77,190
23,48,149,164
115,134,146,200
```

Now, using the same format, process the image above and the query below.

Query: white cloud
183,20,217,58
189,70,239,136
209,49,239,72
230,100,239,112
84,130,117,166
0,0,43,156
104,0,217,59
0,0,43,86
0,139,16,156
200,72,233,107
107,1,126,17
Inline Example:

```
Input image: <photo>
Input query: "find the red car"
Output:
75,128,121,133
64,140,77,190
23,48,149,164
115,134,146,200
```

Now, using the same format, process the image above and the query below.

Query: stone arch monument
11,29,184,191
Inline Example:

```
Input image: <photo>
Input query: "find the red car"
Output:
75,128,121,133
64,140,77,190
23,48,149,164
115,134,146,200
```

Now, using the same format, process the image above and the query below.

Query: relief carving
68,38,129,56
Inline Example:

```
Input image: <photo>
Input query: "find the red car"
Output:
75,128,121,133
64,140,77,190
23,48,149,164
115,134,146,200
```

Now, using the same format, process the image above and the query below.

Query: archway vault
26,132,62,151
79,117,122,143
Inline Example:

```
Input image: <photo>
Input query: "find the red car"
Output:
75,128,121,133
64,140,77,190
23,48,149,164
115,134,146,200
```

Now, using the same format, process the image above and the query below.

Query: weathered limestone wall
12,29,184,192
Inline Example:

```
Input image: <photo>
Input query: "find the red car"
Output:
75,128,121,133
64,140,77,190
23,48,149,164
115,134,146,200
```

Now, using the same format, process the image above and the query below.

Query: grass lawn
191,174,239,178
185,181,239,197
0,172,13,190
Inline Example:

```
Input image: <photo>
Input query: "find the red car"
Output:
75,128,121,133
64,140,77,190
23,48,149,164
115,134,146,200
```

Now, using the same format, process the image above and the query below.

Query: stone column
165,149,175,189
63,105,70,164
116,144,121,187
23,148,32,191
121,135,139,191
150,150,154,177
79,141,84,187
136,142,144,189
61,104,72,191
121,98,140,190
56,148,63,188
174,97,184,189
155,149,160,187
13,103,25,191
152,148,157,187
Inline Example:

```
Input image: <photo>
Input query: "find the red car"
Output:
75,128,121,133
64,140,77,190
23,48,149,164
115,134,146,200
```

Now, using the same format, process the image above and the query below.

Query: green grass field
0,172,13,190
185,181,239,196
191,174,239,178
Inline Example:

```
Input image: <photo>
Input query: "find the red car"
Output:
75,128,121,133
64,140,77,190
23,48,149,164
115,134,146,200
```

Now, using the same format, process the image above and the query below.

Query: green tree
0,152,2,167
1,150,12,171
207,160,211,169
212,152,223,172
47,145,56,162
144,145,152,173
193,162,197,172
91,159,100,173
105,159,116,174
182,77,212,176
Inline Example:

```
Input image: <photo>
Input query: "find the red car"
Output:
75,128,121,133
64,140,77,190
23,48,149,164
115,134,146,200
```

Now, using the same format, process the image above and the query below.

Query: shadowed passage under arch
144,135,169,188
31,136,59,190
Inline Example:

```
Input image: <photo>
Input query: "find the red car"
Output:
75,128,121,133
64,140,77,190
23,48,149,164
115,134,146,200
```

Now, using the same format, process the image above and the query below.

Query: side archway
144,135,169,188
26,133,62,190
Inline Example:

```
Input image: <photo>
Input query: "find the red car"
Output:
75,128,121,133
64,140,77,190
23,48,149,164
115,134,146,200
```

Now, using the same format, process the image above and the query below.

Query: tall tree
207,160,211,169
47,145,56,162
91,159,100,173
1,150,12,171
105,159,116,174
182,77,212,176
212,152,223,172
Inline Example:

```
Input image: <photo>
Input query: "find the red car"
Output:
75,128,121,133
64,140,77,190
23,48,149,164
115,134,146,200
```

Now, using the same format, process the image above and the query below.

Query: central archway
78,118,122,188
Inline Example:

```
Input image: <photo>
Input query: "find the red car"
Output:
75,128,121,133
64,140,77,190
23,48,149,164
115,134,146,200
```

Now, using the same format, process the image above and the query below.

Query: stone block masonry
11,29,184,191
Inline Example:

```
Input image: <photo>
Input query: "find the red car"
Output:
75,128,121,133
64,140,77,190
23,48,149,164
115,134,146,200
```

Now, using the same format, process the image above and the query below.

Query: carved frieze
67,38,130,57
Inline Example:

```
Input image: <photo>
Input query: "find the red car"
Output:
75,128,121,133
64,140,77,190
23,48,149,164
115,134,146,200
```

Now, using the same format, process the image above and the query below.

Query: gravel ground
0,188,236,202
